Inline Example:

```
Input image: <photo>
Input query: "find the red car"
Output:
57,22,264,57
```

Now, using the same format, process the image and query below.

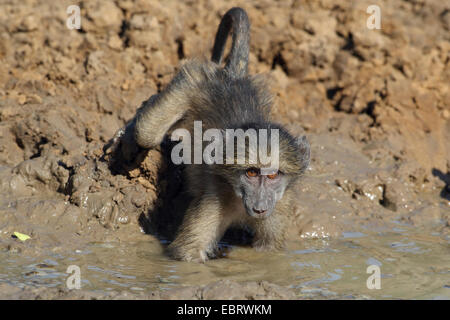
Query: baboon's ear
296,135,311,171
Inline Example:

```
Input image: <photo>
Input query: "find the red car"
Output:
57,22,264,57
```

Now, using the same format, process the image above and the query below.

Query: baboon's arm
167,197,229,262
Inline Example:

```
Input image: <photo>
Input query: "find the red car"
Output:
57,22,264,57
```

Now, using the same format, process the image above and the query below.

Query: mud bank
0,0,449,299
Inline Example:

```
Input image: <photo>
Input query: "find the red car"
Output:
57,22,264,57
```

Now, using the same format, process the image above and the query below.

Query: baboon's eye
267,172,279,179
246,168,259,178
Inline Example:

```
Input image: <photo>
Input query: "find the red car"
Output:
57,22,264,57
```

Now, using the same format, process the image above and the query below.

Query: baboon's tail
211,7,250,78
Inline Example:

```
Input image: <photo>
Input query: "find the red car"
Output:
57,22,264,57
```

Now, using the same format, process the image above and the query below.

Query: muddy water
0,132,447,300
1,224,448,299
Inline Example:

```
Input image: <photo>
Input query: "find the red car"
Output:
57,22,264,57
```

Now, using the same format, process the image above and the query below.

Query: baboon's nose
252,208,267,215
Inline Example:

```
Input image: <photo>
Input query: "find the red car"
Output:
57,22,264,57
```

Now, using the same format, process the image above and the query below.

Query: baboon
114,7,310,262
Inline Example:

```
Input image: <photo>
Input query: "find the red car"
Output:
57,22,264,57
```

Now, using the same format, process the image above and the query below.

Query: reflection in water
0,225,449,299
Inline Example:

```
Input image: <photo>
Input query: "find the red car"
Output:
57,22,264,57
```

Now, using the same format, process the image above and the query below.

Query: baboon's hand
104,118,146,166
167,243,211,263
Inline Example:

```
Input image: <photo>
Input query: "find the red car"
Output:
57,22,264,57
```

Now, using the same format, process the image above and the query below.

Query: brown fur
130,9,309,262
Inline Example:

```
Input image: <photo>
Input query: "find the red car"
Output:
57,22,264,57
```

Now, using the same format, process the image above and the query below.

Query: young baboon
118,7,310,262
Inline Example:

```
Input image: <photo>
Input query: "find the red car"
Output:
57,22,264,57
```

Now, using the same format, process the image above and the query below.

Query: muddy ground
0,0,449,299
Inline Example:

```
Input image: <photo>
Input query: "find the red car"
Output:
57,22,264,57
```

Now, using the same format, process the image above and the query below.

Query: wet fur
130,8,310,262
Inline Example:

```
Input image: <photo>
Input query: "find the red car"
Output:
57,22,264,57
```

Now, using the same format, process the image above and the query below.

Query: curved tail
211,7,250,78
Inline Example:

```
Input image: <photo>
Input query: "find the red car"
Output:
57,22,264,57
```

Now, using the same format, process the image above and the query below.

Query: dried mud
0,0,449,299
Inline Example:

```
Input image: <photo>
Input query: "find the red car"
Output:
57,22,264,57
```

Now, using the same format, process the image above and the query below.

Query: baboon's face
234,167,289,219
